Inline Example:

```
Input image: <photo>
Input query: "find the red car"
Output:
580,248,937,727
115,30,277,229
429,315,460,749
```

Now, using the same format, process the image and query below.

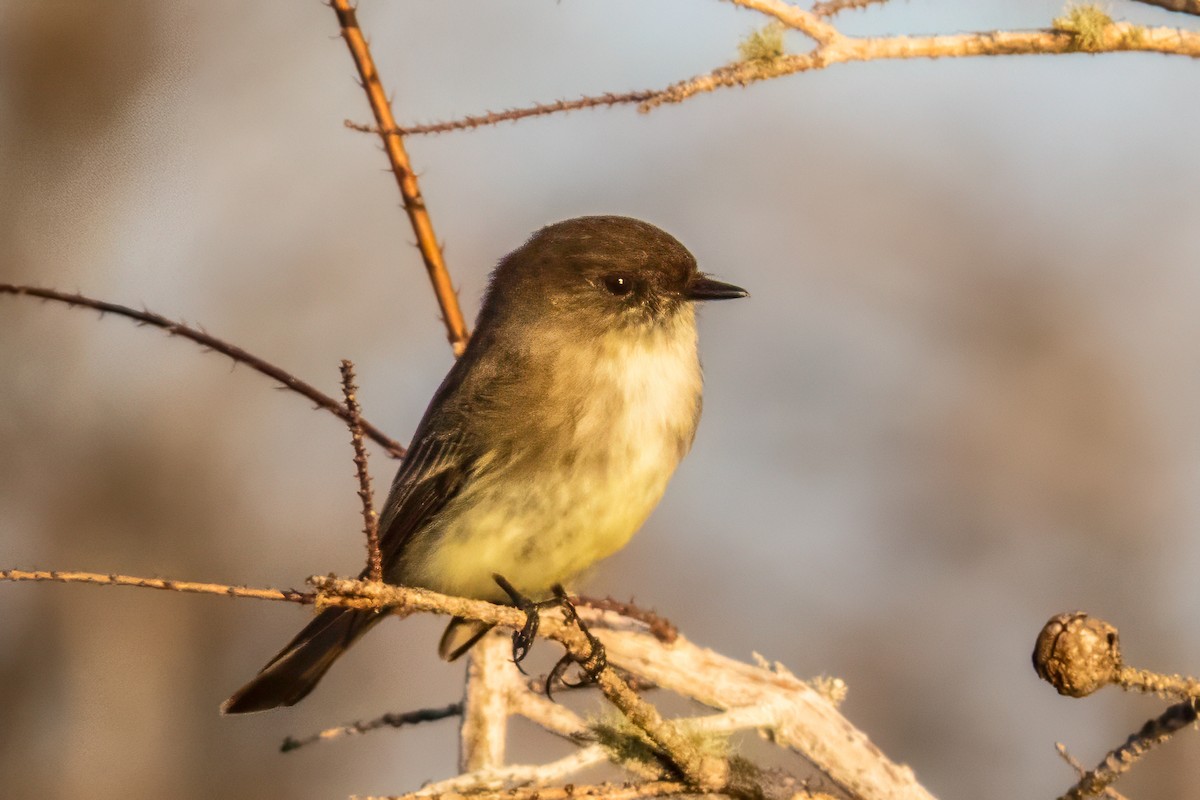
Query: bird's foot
492,574,565,668
545,585,608,700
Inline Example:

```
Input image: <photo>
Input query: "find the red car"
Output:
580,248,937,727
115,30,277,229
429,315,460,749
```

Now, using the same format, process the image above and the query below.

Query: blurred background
2,1,1199,797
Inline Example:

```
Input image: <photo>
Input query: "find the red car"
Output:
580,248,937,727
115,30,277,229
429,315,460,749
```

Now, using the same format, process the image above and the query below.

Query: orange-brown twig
0,569,314,604
340,360,383,582
0,283,406,458
330,0,470,357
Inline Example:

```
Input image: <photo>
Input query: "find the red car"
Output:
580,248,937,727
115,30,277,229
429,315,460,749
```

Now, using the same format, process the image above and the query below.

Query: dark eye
603,274,635,296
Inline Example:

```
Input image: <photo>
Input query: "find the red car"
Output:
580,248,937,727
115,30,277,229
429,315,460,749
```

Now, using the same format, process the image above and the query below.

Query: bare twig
375,14,1200,132
575,595,678,644
1055,744,1129,800
1117,665,1200,701
281,702,462,752
642,24,1200,111
460,633,512,773
329,0,469,356
1134,0,1200,15
1057,701,1199,800
0,569,313,604
728,0,842,43
360,780,695,800
0,283,406,458
813,0,891,16
340,360,383,581
346,91,656,137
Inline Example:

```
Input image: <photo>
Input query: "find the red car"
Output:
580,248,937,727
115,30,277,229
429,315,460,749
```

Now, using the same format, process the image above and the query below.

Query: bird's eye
603,274,635,296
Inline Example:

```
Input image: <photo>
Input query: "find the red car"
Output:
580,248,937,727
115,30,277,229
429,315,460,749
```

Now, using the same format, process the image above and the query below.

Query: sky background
2,1,1199,798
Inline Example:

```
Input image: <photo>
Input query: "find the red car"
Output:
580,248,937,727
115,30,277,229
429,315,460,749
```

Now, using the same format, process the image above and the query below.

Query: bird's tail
221,606,381,714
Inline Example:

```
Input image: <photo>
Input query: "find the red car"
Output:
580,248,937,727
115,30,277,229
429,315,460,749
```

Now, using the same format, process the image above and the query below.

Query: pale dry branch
375,9,1200,133
643,24,1200,110
1054,744,1129,800
0,569,313,604
728,0,842,44
329,0,470,356
0,283,406,457
361,780,696,800
1057,701,1199,800
340,360,383,581
1117,664,1200,701
813,0,891,17
1134,0,1200,14
460,633,513,773
281,703,462,753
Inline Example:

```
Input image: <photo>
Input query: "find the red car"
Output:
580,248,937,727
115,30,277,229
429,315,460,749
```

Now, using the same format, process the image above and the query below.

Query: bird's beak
687,275,748,301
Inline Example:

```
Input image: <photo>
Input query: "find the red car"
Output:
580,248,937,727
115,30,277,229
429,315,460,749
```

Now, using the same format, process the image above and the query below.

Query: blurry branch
1055,745,1128,800
340,360,384,581
812,0,890,16
0,283,406,458
329,0,469,357
0,564,935,800
1032,612,1200,800
362,1,1200,135
1134,0,1200,15
282,702,463,753
0,569,313,604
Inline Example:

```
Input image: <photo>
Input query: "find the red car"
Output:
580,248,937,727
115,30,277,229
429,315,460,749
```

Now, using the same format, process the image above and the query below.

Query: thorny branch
340,360,384,581
0,283,406,458
1057,701,1199,800
329,0,470,356
359,2,1200,135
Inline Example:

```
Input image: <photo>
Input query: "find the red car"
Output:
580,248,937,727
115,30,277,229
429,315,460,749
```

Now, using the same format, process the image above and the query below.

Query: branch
0,283,406,458
281,702,462,752
1057,701,1199,800
1134,0,1200,14
357,780,696,800
340,360,383,580
813,0,891,16
0,569,313,604
643,23,1200,111
329,0,470,356
368,10,1200,133
346,91,656,137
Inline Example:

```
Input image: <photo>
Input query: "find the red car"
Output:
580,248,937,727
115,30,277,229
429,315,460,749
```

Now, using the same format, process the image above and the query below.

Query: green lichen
738,22,786,64
1052,4,1114,52
588,714,732,775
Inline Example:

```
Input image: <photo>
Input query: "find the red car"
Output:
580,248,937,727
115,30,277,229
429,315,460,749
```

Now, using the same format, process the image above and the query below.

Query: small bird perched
222,216,746,714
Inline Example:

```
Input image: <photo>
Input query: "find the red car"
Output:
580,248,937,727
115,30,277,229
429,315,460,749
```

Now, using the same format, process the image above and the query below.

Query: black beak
687,275,748,301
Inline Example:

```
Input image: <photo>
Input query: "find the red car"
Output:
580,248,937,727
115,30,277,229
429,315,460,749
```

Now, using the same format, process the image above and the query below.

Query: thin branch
359,780,696,800
576,595,678,644
379,17,1200,133
340,360,383,581
460,633,512,773
0,569,313,604
642,24,1200,111
1117,664,1200,701
1134,0,1200,15
813,0,891,16
1055,744,1129,800
346,91,656,137
329,0,470,356
1057,701,1199,800
728,0,842,44
281,702,462,752
0,283,406,458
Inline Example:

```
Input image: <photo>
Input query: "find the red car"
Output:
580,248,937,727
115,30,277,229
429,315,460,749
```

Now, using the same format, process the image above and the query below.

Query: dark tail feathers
221,606,380,714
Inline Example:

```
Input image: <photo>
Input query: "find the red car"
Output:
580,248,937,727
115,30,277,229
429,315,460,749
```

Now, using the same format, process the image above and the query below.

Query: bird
222,215,746,714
